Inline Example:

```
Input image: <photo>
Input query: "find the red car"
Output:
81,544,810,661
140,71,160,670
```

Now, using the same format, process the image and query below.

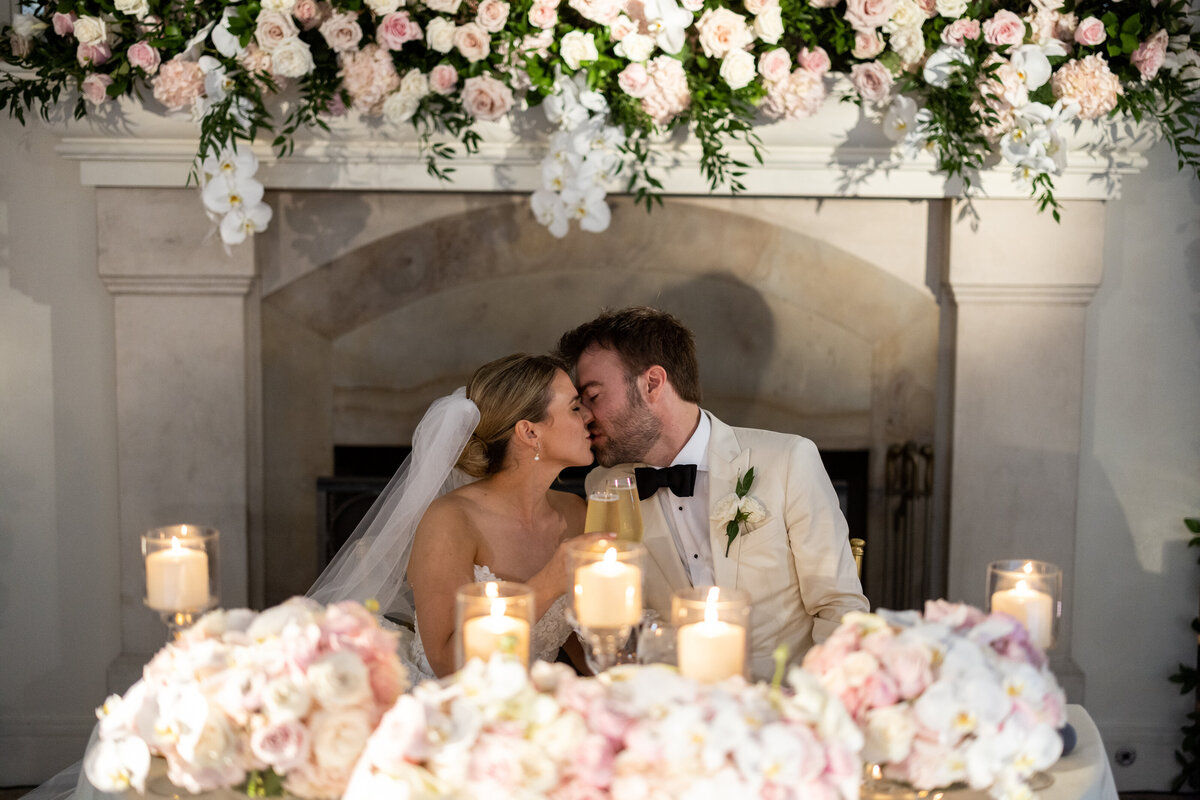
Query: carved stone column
97,188,260,692
942,199,1104,702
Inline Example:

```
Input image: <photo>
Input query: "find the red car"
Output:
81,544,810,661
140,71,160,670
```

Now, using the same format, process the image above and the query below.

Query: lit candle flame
603,547,617,563
170,536,182,551
1015,579,1031,594
485,581,498,599
704,586,720,623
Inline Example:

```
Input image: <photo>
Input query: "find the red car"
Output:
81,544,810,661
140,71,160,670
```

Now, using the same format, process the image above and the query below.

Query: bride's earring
534,442,541,462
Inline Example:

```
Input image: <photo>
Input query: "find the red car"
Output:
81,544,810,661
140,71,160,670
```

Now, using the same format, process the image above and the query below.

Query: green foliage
1169,515,1200,792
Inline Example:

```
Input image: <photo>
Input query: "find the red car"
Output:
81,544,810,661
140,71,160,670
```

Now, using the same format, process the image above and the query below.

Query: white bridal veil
306,388,480,624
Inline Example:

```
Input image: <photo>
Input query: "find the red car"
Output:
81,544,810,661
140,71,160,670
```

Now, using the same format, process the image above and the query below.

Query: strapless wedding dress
402,564,573,683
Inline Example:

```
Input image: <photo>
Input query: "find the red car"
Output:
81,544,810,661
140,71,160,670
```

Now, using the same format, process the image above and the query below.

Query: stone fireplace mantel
68,97,1141,703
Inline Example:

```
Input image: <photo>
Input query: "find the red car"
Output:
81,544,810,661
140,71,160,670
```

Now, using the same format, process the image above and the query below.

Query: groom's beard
592,384,662,467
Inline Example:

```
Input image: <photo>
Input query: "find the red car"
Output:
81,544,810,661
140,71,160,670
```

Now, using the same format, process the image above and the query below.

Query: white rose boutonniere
713,467,766,556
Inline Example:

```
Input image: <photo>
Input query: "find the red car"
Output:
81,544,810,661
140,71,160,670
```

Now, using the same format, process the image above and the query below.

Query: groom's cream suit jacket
586,411,868,681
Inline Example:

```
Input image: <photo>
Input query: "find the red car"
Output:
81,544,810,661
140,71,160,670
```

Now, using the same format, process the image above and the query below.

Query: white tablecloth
28,705,1116,800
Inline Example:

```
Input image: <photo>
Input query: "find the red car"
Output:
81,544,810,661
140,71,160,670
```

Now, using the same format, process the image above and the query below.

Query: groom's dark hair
555,306,702,404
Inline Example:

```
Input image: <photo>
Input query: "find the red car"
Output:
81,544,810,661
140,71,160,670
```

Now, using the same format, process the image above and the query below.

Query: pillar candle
463,599,531,666
574,547,642,628
145,537,209,611
677,587,746,682
991,579,1053,649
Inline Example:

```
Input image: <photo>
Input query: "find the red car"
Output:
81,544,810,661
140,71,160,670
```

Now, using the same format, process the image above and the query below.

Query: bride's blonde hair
456,353,565,478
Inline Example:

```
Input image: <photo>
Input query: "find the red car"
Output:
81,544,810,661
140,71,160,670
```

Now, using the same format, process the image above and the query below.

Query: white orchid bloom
882,95,918,143
578,150,621,186
541,158,571,192
923,44,971,89
531,190,570,238
211,8,243,58
83,735,152,794
202,147,260,186
1009,44,1052,91
902,108,937,160
200,56,236,105
563,184,611,232
642,0,693,55
219,202,273,244
203,173,264,215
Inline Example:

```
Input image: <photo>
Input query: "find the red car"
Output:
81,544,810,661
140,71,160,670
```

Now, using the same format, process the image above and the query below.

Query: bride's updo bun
456,353,565,478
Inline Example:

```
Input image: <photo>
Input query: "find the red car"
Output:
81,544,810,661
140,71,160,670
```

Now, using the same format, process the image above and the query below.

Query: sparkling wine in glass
584,490,620,535
606,476,644,543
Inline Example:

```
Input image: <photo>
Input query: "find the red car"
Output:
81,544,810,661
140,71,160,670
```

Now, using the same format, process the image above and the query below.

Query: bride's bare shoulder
415,489,484,547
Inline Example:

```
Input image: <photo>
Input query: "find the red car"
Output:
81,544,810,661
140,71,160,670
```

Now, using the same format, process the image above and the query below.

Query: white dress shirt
654,412,714,587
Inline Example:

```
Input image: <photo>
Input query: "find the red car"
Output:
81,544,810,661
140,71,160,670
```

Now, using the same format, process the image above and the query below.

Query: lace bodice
403,564,573,683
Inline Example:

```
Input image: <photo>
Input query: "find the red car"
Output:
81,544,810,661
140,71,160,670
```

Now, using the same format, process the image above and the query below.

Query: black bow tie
634,464,698,501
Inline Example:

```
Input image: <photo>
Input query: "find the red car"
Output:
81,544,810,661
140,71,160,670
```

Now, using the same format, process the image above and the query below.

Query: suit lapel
706,415,751,590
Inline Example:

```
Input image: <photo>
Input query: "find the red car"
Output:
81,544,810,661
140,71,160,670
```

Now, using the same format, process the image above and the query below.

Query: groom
556,306,868,680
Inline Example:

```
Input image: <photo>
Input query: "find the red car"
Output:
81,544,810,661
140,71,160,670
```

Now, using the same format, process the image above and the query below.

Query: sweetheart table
22,704,1116,800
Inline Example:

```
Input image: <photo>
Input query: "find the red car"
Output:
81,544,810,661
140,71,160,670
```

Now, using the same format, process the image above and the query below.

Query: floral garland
1,0,1197,243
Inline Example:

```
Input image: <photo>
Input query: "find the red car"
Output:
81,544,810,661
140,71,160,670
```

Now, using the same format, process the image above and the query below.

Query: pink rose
850,60,893,105
528,2,558,28
476,0,511,32
852,28,885,58
743,0,778,13
319,11,363,53
1131,28,1168,80
913,0,936,17
127,40,161,74
376,11,422,50
983,9,1026,47
52,12,76,36
879,640,933,698
430,62,459,94
757,47,791,82
569,733,615,786
461,73,514,120
81,73,114,105
844,0,896,33
292,0,328,29
453,22,491,63
255,10,299,50
798,46,831,75
567,0,622,24
696,7,753,58
76,41,112,66
609,13,636,40
1073,15,1105,46
940,18,979,46
251,720,310,772
617,61,650,97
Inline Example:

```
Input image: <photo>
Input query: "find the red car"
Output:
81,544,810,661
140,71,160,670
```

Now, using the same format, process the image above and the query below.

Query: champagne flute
606,476,644,543
584,489,620,535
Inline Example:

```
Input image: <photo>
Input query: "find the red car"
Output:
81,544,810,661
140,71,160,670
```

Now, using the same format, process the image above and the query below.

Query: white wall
0,105,1197,789
0,113,122,784
1076,140,1200,788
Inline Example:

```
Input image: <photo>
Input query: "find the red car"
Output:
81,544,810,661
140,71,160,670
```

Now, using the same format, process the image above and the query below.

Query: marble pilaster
943,198,1105,702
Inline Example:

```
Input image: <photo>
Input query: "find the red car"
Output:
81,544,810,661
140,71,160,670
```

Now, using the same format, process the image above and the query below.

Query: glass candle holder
566,534,645,672
672,586,751,682
986,559,1061,651
142,524,220,637
455,580,534,670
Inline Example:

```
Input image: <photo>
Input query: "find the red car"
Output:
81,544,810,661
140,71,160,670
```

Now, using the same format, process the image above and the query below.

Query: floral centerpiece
345,657,863,798
1,0,1197,244
83,596,408,798
802,600,1067,800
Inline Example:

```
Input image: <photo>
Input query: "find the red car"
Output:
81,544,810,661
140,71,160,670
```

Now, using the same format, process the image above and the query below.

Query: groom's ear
643,365,670,403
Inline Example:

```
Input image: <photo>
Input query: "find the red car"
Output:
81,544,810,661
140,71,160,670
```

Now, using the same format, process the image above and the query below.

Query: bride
308,353,594,679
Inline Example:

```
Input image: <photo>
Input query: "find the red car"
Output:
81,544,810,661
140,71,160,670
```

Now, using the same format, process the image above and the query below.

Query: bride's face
537,370,595,467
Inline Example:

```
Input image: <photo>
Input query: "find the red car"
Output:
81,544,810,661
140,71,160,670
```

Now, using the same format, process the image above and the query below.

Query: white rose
308,650,372,709
310,708,373,772
885,0,922,32
719,49,756,89
737,495,767,525
423,0,462,12
263,676,313,722
935,0,968,17
399,67,429,99
711,493,741,522
72,15,106,45
744,0,778,13
476,0,511,32
366,0,402,14
696,7,753,58
260,0,298,12
269,36,315,77
255,10,300,51
452,21,490,62
425,17,455,52
614,32,655,62
889,25,926,65
559,30,599,70
754,6,783,44
114,0,150,19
